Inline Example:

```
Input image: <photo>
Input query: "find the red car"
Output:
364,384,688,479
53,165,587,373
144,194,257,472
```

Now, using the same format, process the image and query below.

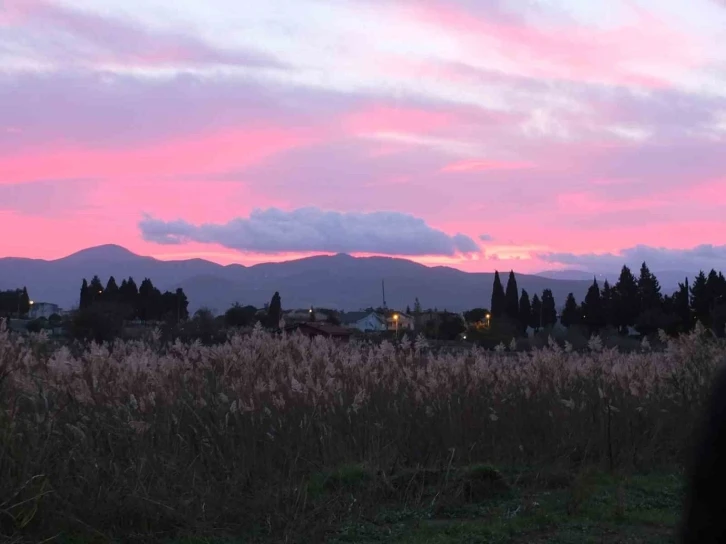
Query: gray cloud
538,244,726,274
139,207,479,256
479,233,493,241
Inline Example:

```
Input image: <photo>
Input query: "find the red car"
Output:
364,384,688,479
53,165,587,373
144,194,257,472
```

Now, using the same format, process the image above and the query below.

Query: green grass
146,467,682,544
325,469,683,544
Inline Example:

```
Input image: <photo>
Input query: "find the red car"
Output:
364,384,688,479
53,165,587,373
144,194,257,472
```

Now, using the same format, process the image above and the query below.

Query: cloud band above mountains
538,244,726,273
139,208,479,256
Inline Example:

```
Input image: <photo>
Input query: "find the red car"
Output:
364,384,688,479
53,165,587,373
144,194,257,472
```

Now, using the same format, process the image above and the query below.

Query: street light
393,313,399,338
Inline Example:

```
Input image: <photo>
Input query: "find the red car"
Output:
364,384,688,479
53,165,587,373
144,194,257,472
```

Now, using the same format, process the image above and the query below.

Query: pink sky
2,0,726,273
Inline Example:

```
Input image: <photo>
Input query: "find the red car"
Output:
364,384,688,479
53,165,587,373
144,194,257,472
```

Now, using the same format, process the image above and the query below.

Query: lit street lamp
393,313,399,339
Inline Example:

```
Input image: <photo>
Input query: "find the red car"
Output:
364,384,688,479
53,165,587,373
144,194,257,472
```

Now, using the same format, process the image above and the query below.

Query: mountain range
0,245,688,314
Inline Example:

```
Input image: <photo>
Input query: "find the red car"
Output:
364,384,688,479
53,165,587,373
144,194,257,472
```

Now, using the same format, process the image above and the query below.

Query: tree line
489,263,726,337
0,288,30,318
79,275,190,322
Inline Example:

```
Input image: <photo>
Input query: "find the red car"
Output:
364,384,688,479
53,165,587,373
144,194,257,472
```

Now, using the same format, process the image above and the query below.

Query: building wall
386,314,413,331
29,303,60,319
353,313,385,332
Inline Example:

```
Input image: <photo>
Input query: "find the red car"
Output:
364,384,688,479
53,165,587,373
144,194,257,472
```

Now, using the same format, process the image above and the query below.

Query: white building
341,311,387,332
29,302,61,319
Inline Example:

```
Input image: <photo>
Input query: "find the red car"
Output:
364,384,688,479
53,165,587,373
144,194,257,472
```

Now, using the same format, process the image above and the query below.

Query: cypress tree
105,276,119,302
80,279,90,309
582,278,604,333
560,293,580,328
267,291,282,329
601,280,614,328
613,265,639,333
88,275,104,305
541,289,557,328
674,278,691,332
504,271,520,320
530,294,542,331
138,278,156,321
490,271,506,318
691,271,709,326
19,287,30,317
175,288,189,321
518,289,531,335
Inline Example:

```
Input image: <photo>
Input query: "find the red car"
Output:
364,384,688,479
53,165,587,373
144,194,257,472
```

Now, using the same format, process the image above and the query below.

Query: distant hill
0,245,626,314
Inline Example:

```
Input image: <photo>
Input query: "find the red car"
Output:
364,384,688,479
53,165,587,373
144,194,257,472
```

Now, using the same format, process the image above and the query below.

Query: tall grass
1,322,723,541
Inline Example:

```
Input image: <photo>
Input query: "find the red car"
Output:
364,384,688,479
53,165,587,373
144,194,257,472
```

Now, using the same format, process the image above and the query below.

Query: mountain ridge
0,245,681,314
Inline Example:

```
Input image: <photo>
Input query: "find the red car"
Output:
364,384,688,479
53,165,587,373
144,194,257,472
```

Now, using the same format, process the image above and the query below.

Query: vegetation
79,275,190,323
0,287,30,317
485,264,726,341
1,320,723,542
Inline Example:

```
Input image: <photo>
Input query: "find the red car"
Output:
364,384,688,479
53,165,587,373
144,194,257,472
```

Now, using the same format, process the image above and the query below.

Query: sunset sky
2,0,726,273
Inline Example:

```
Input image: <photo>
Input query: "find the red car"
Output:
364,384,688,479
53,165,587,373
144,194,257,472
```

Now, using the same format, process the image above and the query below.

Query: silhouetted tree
438,312,466,341
613,265,639,333
691,271,710,327
137,278,159,321
224,303,257,328
105,276,119,302
266,291,282,329
518,289,531,335
674,278,691,333
601,280,614,328
69,305,124,344
540,289,557,328
637,262,662,312
119,277,139,314
560,293,580,328
19,287,30,317
79,279,90,309
490,271,506,318
504,271,519,321
464,308,490,324
175,288,189,321
582,279,605,333
89,275,104,305
529,294,542,332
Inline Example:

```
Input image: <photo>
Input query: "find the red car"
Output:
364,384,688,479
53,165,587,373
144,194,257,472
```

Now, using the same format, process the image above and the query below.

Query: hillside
1,245,598,313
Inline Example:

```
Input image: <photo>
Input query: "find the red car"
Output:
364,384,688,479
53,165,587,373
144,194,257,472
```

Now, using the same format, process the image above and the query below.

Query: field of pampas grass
1,321,723,542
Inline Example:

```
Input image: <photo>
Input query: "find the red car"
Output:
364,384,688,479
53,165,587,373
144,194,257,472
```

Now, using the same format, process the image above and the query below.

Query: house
285,322,352,341
383,311,414,332
341,311,387,332
283,308,314,324
29,302,61,319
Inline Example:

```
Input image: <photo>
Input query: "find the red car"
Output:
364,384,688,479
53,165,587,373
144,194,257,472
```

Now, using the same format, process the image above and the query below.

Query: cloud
479,234,493,241
538,244,726,273
0,178,97,216
139,207,479,256
440,159,532,172
1,0,282,70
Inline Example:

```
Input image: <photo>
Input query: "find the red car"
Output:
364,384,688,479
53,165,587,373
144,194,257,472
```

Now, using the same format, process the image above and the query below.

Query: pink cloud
399,2,703,88
686,178,726,205
555,192,670,215
343,106,454,135
0,126,319,183
441,159,532,173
